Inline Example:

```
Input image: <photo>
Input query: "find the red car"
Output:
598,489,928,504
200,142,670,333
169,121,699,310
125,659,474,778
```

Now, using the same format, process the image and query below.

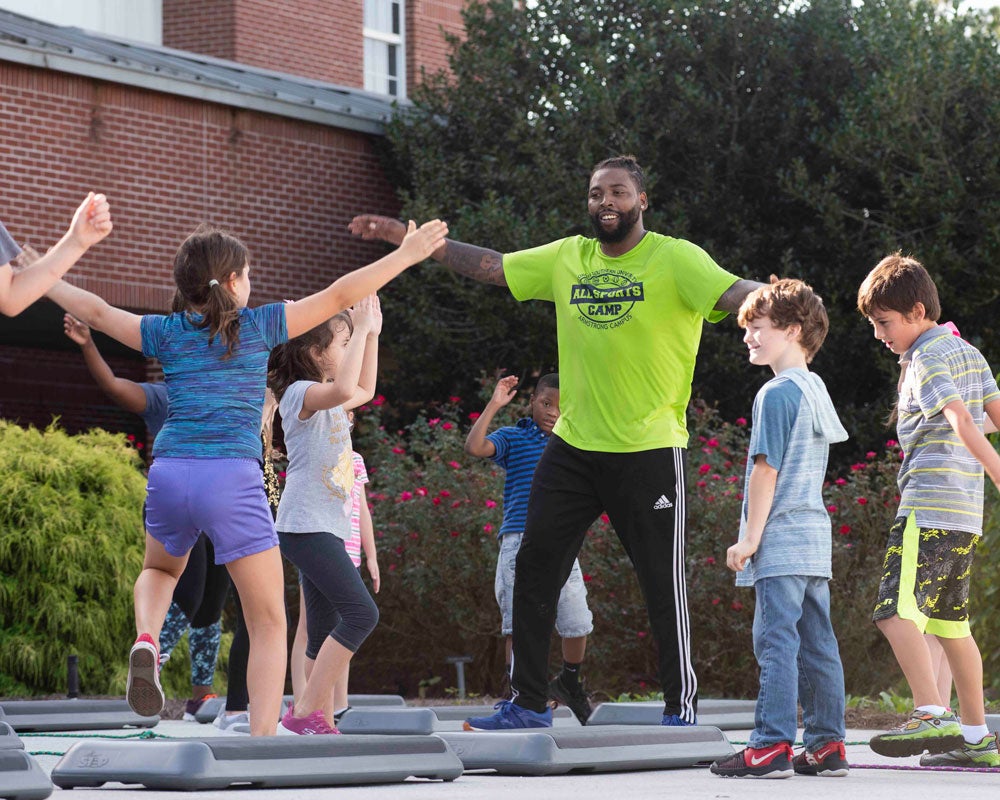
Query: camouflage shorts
872,514,977,637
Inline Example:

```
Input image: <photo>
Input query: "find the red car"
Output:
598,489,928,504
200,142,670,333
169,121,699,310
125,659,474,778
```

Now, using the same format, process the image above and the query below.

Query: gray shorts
494,532,593,638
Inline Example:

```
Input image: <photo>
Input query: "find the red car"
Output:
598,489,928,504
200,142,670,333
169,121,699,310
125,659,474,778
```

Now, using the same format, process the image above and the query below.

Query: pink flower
432,497,441,506
835,477,847,485
126,434,136,441
483,523,494,534
448,461,462,469
712,597,721,606
735,417,747,426
732,601,744,611
705,556,716,565
583,573,593,583
637,631,647,639
839,524,852,535
372,395,385,406
449,396,462,404
388,563,397,572
439,489,451,498
726,475,739,483
428,418,440,427
468,412,481,421
827,504,837,513
600,513,610,524
136,442,144,449
696,480,707,488
736,492,744,500
399,491,413,501
279,471,287,479
408,532,419,540
866,451,877,459
394,545,404,556
706,438,719,448
885,439,898,448
699,463,711,474
416,487,428,497
850,462,866,472
442,422,453,430
450,531,460,538
392,446,405,455
711,474,721,481
451,500,462,508
485,499,498,508
857,497,868,505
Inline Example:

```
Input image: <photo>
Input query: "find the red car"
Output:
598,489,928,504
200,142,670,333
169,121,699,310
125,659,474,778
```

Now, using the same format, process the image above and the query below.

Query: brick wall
163,0,364,87
0,60,398,434
407,0,466,85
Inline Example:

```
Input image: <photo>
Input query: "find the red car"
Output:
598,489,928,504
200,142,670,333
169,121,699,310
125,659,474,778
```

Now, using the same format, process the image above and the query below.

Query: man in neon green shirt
350,155,761,728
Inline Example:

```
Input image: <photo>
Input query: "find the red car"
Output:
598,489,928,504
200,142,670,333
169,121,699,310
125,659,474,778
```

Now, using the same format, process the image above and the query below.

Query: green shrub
0,421,147,695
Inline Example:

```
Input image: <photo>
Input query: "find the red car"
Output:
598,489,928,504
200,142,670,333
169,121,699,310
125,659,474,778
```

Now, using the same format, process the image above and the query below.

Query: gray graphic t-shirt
275,380,354,539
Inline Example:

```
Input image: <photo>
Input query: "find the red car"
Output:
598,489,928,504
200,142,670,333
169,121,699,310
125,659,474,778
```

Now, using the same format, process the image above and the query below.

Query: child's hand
491,375,519,407
63,313,92,347
398,219,448,264
347,215,407,246
368,293,382,336
367,559,380,594
351,294,379,334
726,539,758,572
69,193,113,249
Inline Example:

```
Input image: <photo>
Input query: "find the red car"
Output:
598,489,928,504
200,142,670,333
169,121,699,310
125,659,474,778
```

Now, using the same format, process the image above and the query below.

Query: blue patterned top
487,418,550,537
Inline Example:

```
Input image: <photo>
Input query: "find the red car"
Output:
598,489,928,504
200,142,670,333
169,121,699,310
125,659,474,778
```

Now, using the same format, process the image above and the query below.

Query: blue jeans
749,575,845,751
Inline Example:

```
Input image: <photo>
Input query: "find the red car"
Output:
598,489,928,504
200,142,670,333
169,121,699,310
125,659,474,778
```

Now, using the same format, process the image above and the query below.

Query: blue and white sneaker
661,713,697,726
463,700,553,731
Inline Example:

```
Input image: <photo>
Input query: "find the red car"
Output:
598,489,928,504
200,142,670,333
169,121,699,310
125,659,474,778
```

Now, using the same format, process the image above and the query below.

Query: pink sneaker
277,708,340,735
126,633,164,717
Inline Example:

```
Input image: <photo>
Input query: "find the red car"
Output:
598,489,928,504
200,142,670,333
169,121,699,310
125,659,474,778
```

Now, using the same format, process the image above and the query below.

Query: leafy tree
376,0,999,454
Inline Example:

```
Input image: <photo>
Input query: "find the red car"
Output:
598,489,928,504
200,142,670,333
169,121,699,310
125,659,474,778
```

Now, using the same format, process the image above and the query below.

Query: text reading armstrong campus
2,1,1000,798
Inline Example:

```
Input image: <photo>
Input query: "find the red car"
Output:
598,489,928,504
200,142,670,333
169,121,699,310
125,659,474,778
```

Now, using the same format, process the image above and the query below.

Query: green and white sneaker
919,733,1000,768
869,710,963,757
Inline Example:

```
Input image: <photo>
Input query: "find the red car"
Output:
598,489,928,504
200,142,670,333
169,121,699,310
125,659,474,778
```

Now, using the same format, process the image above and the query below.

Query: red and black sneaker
793,740,850,777
710,742,794,778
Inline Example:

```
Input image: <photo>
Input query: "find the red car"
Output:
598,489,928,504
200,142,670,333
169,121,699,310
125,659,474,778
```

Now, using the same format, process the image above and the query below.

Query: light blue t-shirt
140,304,287,460
0,219,21,264
735,369,848,586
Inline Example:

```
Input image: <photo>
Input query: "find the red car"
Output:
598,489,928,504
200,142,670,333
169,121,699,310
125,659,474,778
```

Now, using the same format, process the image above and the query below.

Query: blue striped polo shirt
140,303,288,460
487,418,550,537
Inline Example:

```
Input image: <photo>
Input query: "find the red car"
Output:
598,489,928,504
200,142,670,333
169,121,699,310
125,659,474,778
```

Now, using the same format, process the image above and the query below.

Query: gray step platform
988,714,999,736
1,721,23,749
0,750,53,800
339,704,579,735
437,725,733,775
51,734,463,790
0,699,158,732
194,692,406,723
588,699,755,730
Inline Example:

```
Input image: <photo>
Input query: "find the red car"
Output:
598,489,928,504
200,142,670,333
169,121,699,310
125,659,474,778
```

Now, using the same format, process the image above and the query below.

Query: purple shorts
145,457,278,564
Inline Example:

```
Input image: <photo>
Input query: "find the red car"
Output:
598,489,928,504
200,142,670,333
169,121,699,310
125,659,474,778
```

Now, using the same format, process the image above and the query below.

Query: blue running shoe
662,714,697,726
463,700,553,731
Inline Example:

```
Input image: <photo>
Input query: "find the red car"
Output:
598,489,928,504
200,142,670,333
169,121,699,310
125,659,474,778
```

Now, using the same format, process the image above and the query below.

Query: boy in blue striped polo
464,373,595,725
709,279,850,779
859,253,1000,767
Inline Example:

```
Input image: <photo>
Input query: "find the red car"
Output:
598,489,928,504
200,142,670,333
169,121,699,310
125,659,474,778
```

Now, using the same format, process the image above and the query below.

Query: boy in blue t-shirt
464,374,595,724
710,279,849,779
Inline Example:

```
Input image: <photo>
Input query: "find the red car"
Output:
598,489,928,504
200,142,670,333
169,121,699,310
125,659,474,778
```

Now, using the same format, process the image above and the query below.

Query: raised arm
64,314,147,413
300,294,379,414
348,215,506,287
344,294,381,410
465,375,519,458
715,279,765,314
0,194,113,316
46,280,143,351
286,219,447,340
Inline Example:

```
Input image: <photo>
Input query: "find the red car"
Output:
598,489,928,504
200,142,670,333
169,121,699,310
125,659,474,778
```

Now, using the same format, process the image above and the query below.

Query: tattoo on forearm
440,241,507,287
715,279,764,313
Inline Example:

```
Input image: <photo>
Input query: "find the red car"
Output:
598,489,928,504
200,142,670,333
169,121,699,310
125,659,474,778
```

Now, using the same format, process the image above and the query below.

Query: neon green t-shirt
504,232,738,452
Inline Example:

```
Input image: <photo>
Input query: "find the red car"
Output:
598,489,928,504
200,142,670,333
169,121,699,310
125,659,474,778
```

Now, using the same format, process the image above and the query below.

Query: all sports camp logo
569,270,644,329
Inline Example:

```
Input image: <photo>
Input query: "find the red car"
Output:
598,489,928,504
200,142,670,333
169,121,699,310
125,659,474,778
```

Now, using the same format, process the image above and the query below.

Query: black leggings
278,531,378,658
172,534,230,627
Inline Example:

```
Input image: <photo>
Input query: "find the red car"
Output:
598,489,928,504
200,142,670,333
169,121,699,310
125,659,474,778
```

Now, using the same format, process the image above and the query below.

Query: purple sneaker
463,700,552,731
277,708,340,735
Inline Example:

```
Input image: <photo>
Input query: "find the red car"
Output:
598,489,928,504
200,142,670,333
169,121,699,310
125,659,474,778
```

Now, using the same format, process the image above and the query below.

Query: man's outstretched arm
715,279,764,314
348,214,506,287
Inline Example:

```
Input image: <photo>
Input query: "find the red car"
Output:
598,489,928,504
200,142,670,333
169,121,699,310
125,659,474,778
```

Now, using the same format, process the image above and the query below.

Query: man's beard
589,205,640,244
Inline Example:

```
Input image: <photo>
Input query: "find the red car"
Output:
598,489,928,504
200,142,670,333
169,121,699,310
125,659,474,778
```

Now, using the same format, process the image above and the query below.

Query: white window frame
363,0,406,99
